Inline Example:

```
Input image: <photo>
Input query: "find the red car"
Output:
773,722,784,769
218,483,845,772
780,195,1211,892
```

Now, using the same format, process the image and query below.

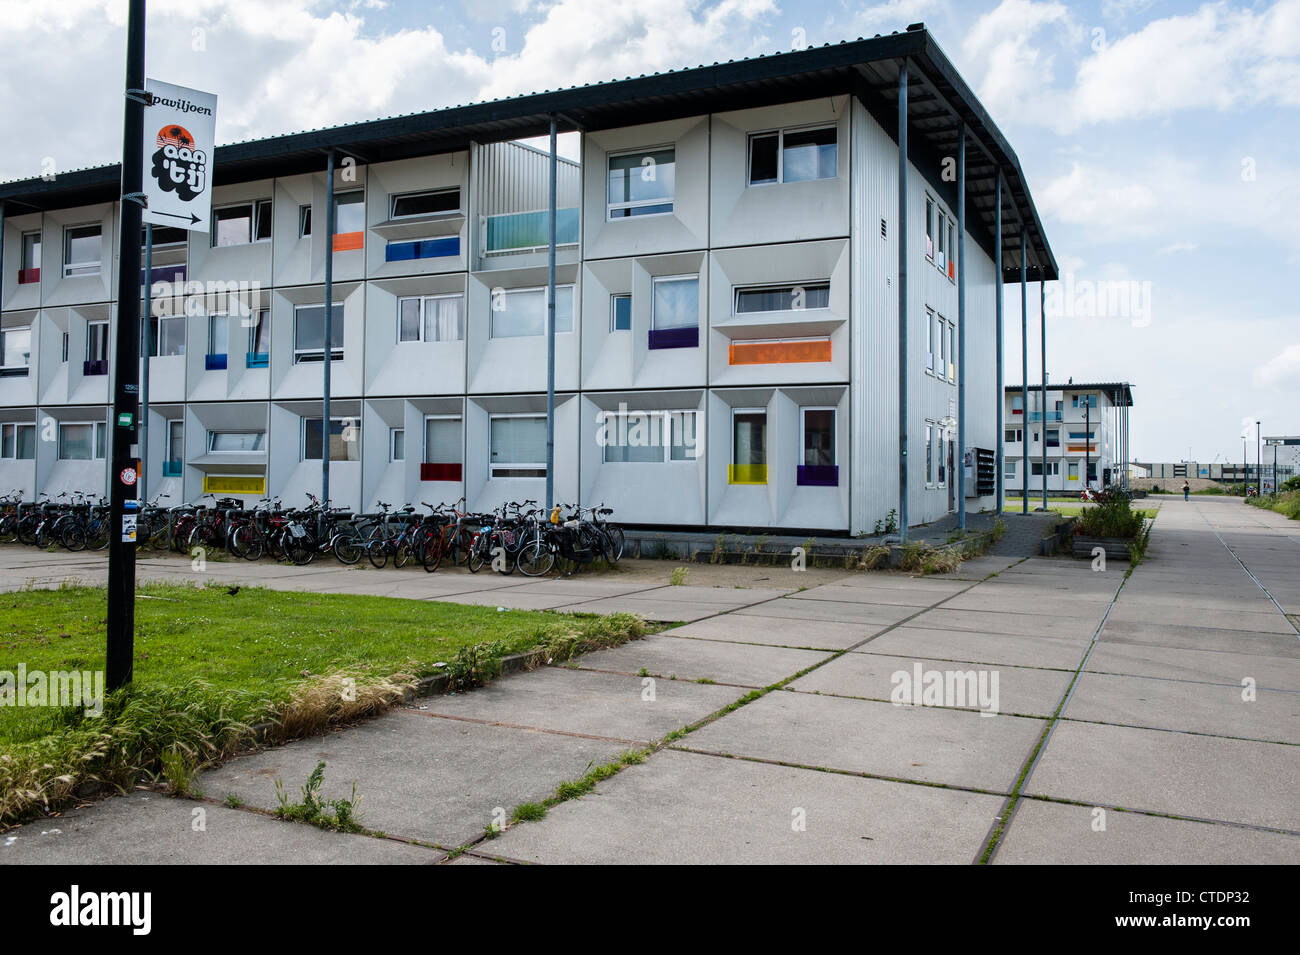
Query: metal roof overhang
0,25,1055,283
1006,382,1134,406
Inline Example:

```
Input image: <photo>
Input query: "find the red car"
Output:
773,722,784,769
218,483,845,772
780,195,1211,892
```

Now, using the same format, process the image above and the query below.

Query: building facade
1002,382,1133,495
0,28,1056,534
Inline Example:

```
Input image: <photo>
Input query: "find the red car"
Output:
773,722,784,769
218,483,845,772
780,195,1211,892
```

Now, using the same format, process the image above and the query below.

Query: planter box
1073,536,1134,560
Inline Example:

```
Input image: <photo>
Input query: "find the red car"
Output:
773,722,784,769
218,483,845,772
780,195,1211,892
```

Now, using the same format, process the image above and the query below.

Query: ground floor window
730,409,767,484
302,417,361,462
489,415,546,478
1,423,36,459
58,422,106,460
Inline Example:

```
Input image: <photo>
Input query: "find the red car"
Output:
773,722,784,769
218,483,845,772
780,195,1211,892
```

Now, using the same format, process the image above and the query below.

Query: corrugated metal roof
0,25,1056,280
1006,382,1135,406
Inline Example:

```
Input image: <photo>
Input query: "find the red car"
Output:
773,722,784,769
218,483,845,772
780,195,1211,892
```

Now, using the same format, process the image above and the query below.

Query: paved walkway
2,497,1297,864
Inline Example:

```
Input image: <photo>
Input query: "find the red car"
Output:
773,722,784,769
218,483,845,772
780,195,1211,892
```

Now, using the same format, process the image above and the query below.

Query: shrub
1076,490,1146,540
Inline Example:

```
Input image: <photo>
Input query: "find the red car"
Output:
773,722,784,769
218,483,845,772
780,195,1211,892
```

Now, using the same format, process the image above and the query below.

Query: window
143,225,187,249
208,431,266,453
610,294,631,332
423,417,461,466
1072,394,1098,409
1011,394,1024,413
167,420,184,464
601,410,698,463
607,147,675,219
58,422,107,460
1005,428,1023,443
924,197,934,260
207,314,228,356
489,415,546,478
926,425,935,484
1045,429,1060,448
1,423,36,460
734,282,830,314
64,225,102,277
303,417,361,462
939,432,947,486
1068,461,1079,480
802,408,835,466
155,315,186,357
652,276,698,329
730,409,767,484
926,309,935,372
490,286,573,339
947,219,956,279
212,200,272,247
397,294,464,343
298,204,312,238
293,303,345,362
86,321,109,362
1068,430,1096,441
20,232,41,277
1031,462,1061,477
247,308,271,360
390,189,459,219
936,209,945,269
0,327,31,373
60,333,68,363
390,428,405,462
747,126,837,185
333,191,365,234
947,322,956,380
936,313,946,376
1005,459,1017,478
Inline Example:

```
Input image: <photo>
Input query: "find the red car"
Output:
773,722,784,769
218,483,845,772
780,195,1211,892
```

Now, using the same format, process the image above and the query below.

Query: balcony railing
1027,411,1062,422
484,208,578,254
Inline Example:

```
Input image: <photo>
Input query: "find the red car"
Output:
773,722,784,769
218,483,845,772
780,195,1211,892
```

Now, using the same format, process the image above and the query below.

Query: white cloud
1158,242,1198,254
1255,341,1300,388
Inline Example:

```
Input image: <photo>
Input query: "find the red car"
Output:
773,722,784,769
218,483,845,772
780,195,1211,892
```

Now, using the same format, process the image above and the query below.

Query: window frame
732,281,831,316
63,224,102,278
300,416,362,463
745,123,839,187
207,430,267,453
389,188,461,219
600,409,698,464
0,422,36,460
389,427,405,463
292,303,345,363
166,419,184,464
609,293,632,332
210,199,272,248
488,285,574,340
422,414,463,466
0,325,32,372
20,231,41,271
57,421,107,461
488,412,547,479
396,292,465,344
85,320,110,363
606,145,676,221
800,406,837,468
730,407,768,477
332,190,365,234
651,274,699,331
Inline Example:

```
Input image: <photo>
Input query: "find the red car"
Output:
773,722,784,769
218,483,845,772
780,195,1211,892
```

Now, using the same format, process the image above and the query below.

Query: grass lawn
0,583,646,825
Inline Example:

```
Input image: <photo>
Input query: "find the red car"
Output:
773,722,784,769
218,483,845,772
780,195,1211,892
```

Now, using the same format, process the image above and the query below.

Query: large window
154,315,186,357
730,409,767,484
490,286,573,339
207,314,228,357
293,303,345,362
58,422,107,460
802,408,835,467
734,282,829,314
398,293,464,343
747,126,837,185
423,416,462,466
489,415,546,478
1,423,36,460
1045,429,1060,449
601,410,697,463
64,225,101,277
607,147,675,219
390,189,459,219
1,327,31,374
208,431,266,453
652,276,698,329
212,200,272,247
333,191,365,234
303,417,361,462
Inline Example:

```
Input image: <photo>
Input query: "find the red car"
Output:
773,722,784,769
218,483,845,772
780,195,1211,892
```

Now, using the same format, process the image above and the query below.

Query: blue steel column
140,224,152,502
545,115,558,511
995,175,1004,515
956,124,967,529
897,62,909,542
1020,231,1028,514
322,150,335,508
1040,278,1047,510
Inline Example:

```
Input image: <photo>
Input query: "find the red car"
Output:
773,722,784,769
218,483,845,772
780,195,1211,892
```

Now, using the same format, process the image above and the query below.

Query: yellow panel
728,464,768,485
202,475,266,495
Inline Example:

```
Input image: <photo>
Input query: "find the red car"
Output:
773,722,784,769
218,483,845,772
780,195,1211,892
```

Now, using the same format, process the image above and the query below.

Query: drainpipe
897,61,909,542
140,224,152,503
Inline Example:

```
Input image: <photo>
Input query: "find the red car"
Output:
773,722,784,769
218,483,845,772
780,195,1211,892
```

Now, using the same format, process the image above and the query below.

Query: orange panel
333,231,364,251
729,338,832,365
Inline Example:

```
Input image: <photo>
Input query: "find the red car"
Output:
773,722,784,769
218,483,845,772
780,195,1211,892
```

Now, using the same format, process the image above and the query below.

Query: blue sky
2,0,1297,463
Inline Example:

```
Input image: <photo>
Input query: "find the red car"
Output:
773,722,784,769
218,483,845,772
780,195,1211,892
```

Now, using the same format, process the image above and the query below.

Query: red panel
420,462,462,482
17,268,39,284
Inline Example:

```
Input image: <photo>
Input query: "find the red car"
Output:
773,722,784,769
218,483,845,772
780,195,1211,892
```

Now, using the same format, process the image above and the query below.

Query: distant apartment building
0,26,1056,534
1003,382,1133,494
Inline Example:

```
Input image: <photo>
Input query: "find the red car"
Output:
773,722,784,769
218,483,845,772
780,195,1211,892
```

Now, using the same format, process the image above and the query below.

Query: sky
1,0,1297,464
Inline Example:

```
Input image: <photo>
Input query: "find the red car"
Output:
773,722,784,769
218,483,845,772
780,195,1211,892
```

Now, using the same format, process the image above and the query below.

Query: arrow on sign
150,211,201,225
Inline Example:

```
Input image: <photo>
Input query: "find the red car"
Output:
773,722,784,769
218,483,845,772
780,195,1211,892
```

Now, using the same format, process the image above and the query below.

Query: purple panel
797,465,839,487
647,326,698,350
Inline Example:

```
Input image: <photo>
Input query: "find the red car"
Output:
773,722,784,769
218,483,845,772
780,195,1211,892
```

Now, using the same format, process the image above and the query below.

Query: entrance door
947,438,956,512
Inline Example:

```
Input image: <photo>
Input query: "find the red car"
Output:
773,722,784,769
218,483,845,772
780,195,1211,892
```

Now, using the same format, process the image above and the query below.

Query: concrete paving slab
198,709,630,848
994,798,1300,864
1098,620,1300,657
1085,642,1300,688
680,690,1045,792
860,625,1088,669
1025,719,1300,831
633,584,794,604
667,613,880,650
909,607,1100,639
941,590,1114,616
430,590,577,610
420,666,744,742
1063,670,1300,743
572,634,833,687
788,651,1074,718
733,597,918,626
0,791,440,864
1106,604,1297,634
489,749,1006,865
551,595,722,622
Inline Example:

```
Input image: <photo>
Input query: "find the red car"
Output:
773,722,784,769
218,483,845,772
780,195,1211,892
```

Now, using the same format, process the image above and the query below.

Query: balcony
1027,411,1062,422
484,208,578,254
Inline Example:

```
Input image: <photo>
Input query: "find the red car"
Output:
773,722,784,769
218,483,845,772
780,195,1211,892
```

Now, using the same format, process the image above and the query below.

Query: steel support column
897,61,910,542
1040,279,1047,509
545,114,558,511
1020,232,1028,514
994,175,1004,515
956,124,967,529
322,150,335,510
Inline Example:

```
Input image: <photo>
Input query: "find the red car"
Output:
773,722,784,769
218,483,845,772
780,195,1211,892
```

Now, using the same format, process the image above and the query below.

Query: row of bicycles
0,489,625,577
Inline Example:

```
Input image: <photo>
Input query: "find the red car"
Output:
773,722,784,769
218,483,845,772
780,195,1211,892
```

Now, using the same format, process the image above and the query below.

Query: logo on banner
150,123,207,203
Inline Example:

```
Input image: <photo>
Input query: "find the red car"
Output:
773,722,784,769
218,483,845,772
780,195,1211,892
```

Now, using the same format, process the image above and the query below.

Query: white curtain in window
653,278,698,329
425,295,464,342
490,417,545,464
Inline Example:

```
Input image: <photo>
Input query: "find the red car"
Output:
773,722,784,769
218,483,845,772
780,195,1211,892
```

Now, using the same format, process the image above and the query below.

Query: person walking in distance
1183,479,1190,502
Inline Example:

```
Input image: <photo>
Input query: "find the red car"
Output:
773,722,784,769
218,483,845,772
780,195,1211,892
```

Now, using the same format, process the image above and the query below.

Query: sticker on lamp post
120,467,137,487
122,500,139,544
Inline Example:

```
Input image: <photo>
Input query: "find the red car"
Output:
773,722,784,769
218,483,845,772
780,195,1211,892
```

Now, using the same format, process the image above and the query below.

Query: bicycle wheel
231,524,264,562
466,534,486,573
87,518,109,550
16,515,39,546
332,529,363,565
366,525,389,569
61,522,87,552
421,528,446,573
394,533,413,569
516,539,555,577
284,529,315,566
604,524,625,562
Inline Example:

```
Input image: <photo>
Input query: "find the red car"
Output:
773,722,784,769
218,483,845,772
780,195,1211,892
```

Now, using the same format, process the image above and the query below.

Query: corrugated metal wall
473,140,580,216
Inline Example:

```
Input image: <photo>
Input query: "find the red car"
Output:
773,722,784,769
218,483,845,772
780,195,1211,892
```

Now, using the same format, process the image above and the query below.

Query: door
947,438,956,512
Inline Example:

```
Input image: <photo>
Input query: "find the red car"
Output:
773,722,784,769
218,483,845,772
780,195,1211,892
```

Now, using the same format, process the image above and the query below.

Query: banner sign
141,79,218,233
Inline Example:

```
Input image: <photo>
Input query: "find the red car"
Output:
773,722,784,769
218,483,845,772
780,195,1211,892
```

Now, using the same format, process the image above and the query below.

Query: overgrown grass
1247,490,1300,521
0,583,645,826
1074,492,1148,539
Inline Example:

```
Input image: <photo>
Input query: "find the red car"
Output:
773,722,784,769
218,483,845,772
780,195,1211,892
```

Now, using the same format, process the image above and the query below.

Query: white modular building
0,26,1057,534
1003,382,1134,495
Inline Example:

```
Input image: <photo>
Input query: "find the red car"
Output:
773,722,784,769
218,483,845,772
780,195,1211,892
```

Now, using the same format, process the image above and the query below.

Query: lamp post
1256,420,1262,496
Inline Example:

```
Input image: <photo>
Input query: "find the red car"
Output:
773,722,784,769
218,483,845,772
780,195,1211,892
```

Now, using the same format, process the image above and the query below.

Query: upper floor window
213,200,272,247
734,282,829,315
298,204,313,238
1072,394,1098,409
208,431,266,453
0,326,31,373
748,126,837,185
20,232,41,273
390,189,459,219
293,303,344,363
333,191,365,234
607,147,675,219
398,293,464,343
86,321,110,363
143,225,187,249
652,276,698,330
64,225,102,277
610,294,631,332
1,422,36,460
490,286,573,339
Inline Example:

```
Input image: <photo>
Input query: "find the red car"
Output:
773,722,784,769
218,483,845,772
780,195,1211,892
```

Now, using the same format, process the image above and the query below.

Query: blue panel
385,236,460,262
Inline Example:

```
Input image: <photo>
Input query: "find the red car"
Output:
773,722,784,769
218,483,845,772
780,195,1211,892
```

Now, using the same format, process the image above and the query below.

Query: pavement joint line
771,684,1054,721
975,560,1130,865
1050,714,1298,747
1071,667,1300,695
401,707,646,747
1192,503,1300,640
1012,792,1300,838
665,744,1017,799
559,662,767,692
837,647,1081,674
448,849,532,865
